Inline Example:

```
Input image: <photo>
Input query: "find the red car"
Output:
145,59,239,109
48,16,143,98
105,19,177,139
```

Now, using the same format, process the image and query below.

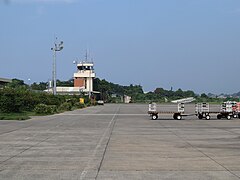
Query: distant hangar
0,77,12,88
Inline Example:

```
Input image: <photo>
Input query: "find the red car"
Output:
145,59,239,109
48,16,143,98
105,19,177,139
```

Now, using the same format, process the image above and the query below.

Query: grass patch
0,112,31,120
0,104,88,121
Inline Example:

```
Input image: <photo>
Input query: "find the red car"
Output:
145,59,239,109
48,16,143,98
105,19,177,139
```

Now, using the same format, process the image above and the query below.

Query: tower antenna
85,49,88,61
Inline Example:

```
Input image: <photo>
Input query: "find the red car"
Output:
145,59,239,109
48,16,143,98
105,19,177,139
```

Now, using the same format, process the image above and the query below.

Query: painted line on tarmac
59,113,146,116
79,106,120,180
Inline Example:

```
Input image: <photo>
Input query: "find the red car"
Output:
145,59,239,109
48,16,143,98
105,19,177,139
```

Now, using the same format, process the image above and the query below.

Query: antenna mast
85,49,88,61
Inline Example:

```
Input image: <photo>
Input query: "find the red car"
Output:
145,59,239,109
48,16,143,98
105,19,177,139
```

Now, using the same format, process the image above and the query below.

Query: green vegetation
30,79,73,91
0,112,31,120
30,77,238,104
93,78,143,103
93,78,239,103
1,78,239,120
93,78,204,103
34,104,57,115
0,79,89,120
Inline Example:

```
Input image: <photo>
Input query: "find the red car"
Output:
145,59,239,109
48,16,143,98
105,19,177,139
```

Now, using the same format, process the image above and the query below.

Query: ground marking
60,113,146,116
79,106,120,180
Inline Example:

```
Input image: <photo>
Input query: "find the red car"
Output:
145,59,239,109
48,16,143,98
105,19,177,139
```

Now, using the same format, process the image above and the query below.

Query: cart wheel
173,114,177,120
233,114,237,118
176,115,182,120
217,114,222,119
152,114,158,120
198,114,203,119
205,115,210,120
226,115,231,120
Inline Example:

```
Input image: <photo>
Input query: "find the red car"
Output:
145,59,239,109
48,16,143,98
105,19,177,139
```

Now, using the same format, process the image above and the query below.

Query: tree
200,93,208,98
0,88,25,113
31,82,48,91
56,79,74,87
93,78,144,102
7,79,27,89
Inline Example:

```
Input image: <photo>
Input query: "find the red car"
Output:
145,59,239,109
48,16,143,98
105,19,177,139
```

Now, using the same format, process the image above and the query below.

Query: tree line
1,78,238,115
29,78,239,103
93,78,238,103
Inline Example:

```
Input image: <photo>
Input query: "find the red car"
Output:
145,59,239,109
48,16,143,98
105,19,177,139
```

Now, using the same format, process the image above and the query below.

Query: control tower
73,61,95,94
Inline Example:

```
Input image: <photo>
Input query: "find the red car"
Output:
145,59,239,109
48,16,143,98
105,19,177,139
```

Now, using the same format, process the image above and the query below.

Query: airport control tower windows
77,66,94,71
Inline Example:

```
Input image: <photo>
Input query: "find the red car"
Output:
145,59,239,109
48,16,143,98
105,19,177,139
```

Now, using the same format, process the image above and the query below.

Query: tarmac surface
0,103,240,179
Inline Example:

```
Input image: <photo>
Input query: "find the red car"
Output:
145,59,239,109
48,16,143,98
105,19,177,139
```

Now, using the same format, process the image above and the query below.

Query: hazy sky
0,0,240,94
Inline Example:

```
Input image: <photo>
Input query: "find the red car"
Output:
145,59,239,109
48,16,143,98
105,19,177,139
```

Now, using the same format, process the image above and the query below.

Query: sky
0,0,240,94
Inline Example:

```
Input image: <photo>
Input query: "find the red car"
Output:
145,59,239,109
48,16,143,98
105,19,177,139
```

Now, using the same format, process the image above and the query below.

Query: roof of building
0,77,12,83
77,61,94,66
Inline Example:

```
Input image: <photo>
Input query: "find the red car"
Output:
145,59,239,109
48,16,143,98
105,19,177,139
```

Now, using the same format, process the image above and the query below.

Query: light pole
28,78,31,90
51,38,63,95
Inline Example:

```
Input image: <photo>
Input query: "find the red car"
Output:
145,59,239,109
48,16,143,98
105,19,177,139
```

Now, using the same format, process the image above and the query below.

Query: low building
46,87,99,95
45,61,98,96
0,77,12,88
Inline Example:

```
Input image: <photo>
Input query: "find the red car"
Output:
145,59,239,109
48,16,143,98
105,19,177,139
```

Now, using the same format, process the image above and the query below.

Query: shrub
58,102,72,112
37,94,64,106
0,86,87,114
73,102,85,109
0,88,21,113
66,98,78,106
34,104,57,114
0,88,40,113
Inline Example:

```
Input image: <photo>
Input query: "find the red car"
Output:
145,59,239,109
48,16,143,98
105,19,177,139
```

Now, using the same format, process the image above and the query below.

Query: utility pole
85,50,91,99
51,37,63,95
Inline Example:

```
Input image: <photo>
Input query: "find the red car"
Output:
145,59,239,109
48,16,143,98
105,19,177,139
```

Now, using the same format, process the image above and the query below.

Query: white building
73,61,95,93
46,61,97,95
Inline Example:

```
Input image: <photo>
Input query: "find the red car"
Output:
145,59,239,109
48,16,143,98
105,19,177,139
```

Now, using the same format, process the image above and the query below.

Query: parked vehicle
97,100,104,105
